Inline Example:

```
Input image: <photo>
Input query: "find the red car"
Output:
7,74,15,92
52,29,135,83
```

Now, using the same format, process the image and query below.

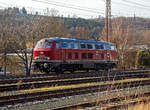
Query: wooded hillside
1,7,150,74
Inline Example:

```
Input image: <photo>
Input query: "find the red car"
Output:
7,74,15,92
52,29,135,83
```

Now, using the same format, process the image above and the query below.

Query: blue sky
0,0,150,18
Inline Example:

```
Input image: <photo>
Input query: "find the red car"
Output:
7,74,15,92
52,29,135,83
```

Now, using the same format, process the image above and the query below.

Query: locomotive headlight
40,51,44,54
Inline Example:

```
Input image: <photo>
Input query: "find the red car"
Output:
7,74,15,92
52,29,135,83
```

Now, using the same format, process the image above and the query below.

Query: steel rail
0,69,150,83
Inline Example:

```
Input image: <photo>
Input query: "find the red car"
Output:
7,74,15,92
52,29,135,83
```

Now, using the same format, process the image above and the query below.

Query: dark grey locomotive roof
43,37,113,46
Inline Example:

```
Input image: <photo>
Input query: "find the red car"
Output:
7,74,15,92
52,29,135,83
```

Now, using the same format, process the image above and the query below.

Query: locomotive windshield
35,41,43,49
44,41,52,48
35,39,52,49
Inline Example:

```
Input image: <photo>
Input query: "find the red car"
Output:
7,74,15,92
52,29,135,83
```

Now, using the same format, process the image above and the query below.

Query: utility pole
105,0,111,42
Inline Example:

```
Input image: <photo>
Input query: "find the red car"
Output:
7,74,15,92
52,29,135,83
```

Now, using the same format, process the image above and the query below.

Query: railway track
0,69,150,109
0,78,150,107
0,70,150,92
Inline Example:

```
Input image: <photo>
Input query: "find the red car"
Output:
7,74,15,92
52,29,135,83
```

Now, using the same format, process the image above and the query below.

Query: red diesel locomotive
33,37,118,73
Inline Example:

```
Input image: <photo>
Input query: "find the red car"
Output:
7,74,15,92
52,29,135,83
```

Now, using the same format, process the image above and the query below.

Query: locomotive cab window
111,46,116,50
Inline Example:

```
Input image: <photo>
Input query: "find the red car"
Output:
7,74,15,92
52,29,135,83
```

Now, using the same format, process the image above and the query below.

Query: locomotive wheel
86,69,89,72
69,69,74,73
95,69,100,72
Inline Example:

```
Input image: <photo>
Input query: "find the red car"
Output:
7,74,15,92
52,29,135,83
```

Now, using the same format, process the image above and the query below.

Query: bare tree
50,8,59,17
0,13,16,75
143,30,150,46
100,18,135,69
74,26,93,39
0,11,39,76
32,16,69,38
9,16,41,76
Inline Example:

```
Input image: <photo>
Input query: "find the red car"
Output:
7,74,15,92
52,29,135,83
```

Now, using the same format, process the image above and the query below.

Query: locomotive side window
100,45,104,49
95,44,104,49
70,43,75,49
80,43,86,49
95,44,99,49
61,42,69,48
87,44,93,49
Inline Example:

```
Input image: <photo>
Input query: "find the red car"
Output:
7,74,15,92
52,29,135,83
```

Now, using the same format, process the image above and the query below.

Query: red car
33,37,117,73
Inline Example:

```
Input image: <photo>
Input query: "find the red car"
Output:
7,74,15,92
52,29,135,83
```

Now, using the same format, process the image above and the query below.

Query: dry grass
74,102,150,110
121,102,150,110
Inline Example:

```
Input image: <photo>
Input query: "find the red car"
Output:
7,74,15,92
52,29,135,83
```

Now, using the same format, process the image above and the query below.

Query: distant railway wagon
33,37,118,73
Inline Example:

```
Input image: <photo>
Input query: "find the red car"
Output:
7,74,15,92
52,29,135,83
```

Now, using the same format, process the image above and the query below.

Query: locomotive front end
33,39,53,73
